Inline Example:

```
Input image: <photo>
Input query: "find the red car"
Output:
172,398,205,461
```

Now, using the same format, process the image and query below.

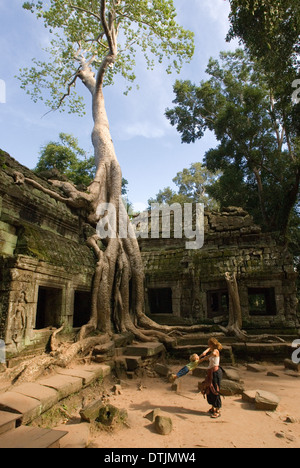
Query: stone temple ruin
0,151,299,362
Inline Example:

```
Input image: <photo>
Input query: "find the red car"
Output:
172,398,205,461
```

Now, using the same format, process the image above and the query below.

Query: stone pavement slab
0,410,21,435
38,375,83,400
13,383,59,413
55,422,90,448
0,392,42,424
0,425,68,449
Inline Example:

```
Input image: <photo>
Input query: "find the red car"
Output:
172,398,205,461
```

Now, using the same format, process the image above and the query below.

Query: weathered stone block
255,390,280,411
220,379,245,396
125,342,165,357
13,382,59,413
0,392,42,424
38,375,82,400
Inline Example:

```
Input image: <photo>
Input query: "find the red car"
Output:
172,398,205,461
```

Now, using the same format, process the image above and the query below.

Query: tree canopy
16,1,196,343
166,49,300,235
148,162,219,210
227,0,300,135
20,0,195,115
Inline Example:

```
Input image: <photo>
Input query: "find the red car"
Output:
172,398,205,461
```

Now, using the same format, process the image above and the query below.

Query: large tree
166,49,300,236
227,0,300,141
148,162,220,210
17,0,195,344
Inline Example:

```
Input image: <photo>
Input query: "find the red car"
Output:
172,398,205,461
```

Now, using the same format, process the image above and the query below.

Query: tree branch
100,0,115,54
68,2,101,22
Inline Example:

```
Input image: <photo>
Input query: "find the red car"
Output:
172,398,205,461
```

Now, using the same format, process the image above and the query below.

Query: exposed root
14,171,93,209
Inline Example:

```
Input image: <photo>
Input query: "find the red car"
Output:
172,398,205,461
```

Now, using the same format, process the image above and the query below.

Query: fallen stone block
266,371,280,377
242,390,257,404
154,363,172,377
222,367,241,382
80,400,104,423
97,404,128,427
144,408,173,435
220,379,245,396
255,390,280,411
144,408,162,422
154,414,173,435
247,363,267,373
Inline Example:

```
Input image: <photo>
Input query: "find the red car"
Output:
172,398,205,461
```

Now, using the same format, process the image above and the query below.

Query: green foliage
148,162,220,210
18,0,194,114
35,132,129,193
35,132,96,186
166,49,300,234
227,0,300,135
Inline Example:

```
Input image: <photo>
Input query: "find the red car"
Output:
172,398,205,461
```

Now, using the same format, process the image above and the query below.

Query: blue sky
0,0,239,211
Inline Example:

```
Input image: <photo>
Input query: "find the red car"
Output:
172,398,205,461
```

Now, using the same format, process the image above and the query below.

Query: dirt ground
51,361,300,449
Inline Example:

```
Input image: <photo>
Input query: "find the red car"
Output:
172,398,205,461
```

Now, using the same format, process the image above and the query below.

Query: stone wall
0,150,298,358
139,207,299,332
0,151,96,356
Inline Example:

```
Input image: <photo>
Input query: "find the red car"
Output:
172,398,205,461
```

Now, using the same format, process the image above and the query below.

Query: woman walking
199,338,223,419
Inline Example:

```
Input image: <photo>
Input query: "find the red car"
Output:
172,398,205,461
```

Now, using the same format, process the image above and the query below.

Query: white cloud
115,120,165,140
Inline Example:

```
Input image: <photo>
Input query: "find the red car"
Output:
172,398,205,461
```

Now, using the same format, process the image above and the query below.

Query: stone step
231,342,294,362
170,344,235,364
124,342,166,357
0,425,68,449
13,383,59,415
0,391,42,425
37,375,83,401
0,364,112,426
0,411,21,436
176,333,229,347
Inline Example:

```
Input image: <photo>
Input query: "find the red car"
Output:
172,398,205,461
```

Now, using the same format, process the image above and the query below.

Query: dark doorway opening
207,290,229,318
35,286,62,329
73,291,92,328
148,288,173,315
248,288,276,316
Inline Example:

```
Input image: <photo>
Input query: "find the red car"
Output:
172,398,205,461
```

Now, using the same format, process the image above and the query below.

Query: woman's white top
208,354,220,369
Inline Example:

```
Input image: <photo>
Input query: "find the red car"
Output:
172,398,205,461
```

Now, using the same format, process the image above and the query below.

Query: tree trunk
224,272,247,341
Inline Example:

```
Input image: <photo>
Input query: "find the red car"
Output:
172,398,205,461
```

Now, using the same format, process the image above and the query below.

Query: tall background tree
148,162,220,210
166,49,299,237
17,0,195,344
227,0,300,300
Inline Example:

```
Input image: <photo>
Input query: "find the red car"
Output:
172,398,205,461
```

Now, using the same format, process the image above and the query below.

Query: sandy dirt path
85,363,300,449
